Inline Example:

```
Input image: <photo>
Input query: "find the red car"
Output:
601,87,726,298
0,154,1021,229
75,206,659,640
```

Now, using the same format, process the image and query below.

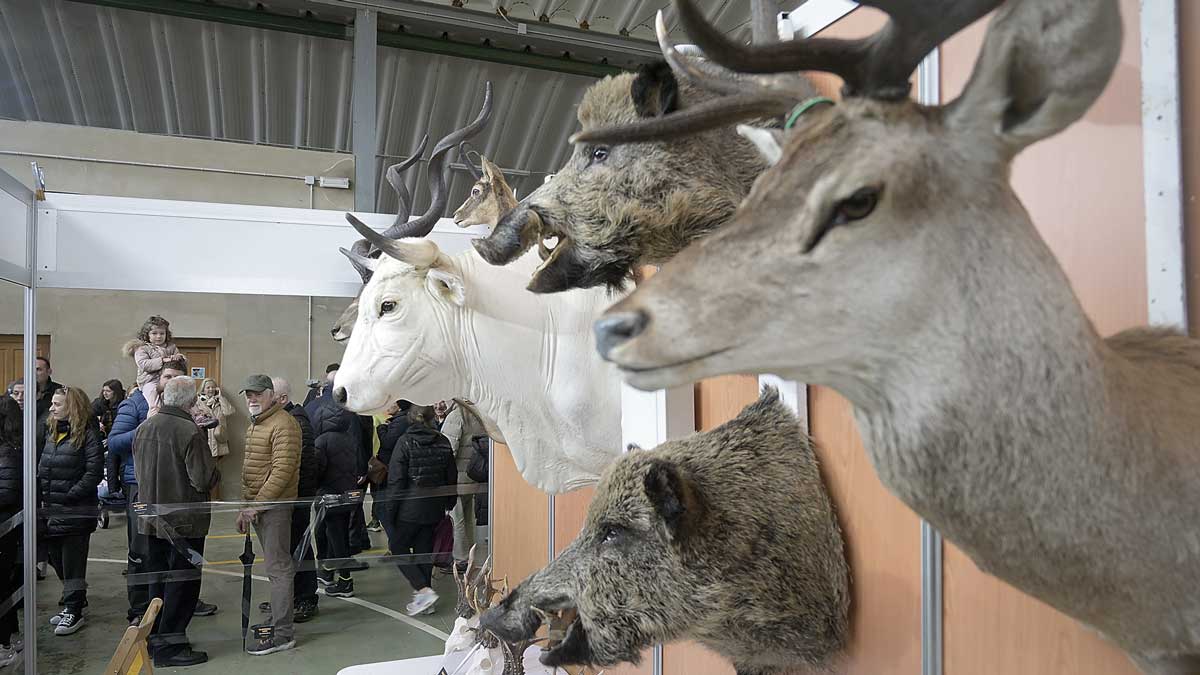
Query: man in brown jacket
133,377,217,667
236,374,300,656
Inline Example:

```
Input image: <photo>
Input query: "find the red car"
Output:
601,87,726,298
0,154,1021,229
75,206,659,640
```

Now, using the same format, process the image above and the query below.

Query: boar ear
631,61,679,118
643,460,700,539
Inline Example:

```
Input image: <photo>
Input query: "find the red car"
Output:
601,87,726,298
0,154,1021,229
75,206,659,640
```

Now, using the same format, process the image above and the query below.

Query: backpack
466,435,490,483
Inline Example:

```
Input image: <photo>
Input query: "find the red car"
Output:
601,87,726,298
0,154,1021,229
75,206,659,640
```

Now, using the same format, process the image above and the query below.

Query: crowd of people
0,314,492,669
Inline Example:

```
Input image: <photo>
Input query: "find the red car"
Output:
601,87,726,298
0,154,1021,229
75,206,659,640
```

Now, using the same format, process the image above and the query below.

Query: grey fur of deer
480,388,849,675
590,2,1200,674
471,25,814,294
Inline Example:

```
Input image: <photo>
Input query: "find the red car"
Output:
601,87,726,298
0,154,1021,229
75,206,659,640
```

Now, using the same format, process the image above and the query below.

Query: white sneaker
0,645,16,668
48,609,65,626
405,590,438,617
53,613,85,636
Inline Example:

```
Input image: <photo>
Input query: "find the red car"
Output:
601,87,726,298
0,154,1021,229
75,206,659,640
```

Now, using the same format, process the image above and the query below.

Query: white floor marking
87,557,451,642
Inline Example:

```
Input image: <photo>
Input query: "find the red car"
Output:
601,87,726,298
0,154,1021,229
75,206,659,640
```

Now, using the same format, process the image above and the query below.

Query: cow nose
594,310,649,360
333,387,348,406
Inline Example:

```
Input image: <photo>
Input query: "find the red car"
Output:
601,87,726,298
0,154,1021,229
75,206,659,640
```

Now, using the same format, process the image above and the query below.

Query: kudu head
452,145,518,229
588,0,1122,392
332,82,494,343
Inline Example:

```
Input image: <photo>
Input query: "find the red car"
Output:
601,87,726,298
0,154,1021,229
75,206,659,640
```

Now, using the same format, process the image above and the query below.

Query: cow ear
643,459,701,540
427,266,466,306
631,61,679,118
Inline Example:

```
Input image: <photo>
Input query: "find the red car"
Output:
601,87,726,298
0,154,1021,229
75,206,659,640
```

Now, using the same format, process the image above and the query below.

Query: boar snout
474,203,540,265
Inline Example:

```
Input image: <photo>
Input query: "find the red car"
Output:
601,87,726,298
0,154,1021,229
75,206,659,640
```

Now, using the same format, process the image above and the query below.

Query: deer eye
591,146,609,163
471,187,482,197
804,186,883,254
833,187,880,225
379,300,397,316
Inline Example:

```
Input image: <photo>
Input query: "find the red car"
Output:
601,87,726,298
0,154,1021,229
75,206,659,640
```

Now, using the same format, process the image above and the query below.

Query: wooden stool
103,597,163,675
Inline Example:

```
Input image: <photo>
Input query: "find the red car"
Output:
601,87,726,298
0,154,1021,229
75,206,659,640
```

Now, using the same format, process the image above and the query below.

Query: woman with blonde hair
193,379,232,499
38,386,104,636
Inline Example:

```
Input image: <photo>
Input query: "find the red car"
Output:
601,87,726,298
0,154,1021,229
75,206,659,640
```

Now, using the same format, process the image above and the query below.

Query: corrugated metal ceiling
0,0,798,214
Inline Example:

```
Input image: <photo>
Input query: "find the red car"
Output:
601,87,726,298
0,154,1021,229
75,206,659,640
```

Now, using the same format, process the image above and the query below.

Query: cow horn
339,245,379,279
346,213,439,268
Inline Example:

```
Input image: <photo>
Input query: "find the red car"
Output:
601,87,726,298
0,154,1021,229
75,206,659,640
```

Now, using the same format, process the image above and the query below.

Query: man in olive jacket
133,377,217,667
236,374,301,656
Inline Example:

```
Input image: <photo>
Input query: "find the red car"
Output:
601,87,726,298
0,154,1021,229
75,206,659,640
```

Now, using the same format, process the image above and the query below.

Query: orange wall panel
492,442,549,586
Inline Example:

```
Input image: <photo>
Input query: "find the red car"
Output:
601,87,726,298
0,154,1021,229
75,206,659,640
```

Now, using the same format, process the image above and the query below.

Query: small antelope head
452,151,518,229
589,0,1122,393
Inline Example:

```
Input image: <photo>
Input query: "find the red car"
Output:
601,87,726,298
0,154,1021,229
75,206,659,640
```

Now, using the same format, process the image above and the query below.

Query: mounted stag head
591,2,1200,674
453,145,518,229
332,83,494,342
471,26,815,293
481,389,848,675
332,213,622,493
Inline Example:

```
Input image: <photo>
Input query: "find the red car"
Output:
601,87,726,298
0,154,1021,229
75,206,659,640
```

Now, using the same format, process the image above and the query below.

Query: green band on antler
785,97,836,130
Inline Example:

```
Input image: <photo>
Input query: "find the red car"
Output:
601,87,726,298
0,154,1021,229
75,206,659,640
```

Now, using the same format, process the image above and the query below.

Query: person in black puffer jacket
274,378,319,622
312,404,360,598
384,405,456,617
0,397,23,652
38,386,103,636
369,400,410,528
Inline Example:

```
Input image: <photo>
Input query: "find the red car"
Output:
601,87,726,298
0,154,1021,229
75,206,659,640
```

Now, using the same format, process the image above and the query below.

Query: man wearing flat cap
236,374,301,656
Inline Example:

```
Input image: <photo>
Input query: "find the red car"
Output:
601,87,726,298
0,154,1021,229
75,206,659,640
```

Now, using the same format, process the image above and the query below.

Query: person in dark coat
93,379,126,495
0,397,22,660
306,385,369,565
109,361,192,624
38,386,103,636
33,356,62,421
311,402,360,599
273,378,320,622
133,378,216,667
382,405,456,617
369,400,411,529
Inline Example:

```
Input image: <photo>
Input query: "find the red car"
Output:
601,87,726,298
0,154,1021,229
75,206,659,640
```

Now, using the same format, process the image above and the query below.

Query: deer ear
481,157,501,183
736,125,784,166
643,459,701,540
426,263,466,306
631,61,680,118
947,0,1121,154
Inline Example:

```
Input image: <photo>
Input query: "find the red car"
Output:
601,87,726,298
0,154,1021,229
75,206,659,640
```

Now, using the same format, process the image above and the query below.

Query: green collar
785,96,836,130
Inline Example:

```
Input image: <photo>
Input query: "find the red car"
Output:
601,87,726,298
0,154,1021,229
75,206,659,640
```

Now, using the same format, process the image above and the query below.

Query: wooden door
0,333,50,391
175,337,221,386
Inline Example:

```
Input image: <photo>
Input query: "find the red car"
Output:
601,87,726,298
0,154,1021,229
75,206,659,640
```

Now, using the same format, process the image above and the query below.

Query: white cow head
334,224,466,413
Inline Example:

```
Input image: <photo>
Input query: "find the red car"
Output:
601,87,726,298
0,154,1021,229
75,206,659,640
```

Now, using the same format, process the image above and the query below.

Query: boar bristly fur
481,388,850,675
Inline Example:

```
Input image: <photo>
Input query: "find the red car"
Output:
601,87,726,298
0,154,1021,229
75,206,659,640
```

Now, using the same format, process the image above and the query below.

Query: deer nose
594,310,649,360
333,387,348,406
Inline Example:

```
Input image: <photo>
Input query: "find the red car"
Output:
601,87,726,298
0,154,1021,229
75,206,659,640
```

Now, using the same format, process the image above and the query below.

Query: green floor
25,509,477,675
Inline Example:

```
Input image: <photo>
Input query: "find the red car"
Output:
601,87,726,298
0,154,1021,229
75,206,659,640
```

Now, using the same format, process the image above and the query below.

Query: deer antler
382,81,494,239
676,0,1003,99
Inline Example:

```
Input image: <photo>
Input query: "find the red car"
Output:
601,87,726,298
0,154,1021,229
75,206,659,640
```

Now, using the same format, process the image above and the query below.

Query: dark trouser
368,482,383,523
349,503,369,553
290,504,316,604
315,506,351,574
385,518,435,591
45,534,90,613
125,485,150,621
0,511,21,645
145,536,205,658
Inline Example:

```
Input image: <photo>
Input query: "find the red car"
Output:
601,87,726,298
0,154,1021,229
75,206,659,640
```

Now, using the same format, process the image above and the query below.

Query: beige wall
0,119,354,209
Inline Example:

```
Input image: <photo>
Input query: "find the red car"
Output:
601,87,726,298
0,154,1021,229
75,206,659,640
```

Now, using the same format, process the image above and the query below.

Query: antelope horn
675,0,1003,100
386,133,429,226
382,81,495,239
346,213,439,268
459,141,483,180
